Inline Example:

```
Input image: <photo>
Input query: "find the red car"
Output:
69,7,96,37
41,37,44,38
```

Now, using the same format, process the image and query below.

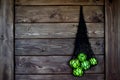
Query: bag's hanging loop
69,6,98,77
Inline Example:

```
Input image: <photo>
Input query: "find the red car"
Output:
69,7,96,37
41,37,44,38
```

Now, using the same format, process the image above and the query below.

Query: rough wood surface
15,38,104,55
15,23,104,38
15,55,104,74
16,74,104,80
15,0,104,6
0,0,14,80
15,6,104,23
15,0,105,79
105,0,120,80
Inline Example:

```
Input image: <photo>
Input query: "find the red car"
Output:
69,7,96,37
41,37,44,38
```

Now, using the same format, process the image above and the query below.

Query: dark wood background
1,0,120,80
15,0,105,80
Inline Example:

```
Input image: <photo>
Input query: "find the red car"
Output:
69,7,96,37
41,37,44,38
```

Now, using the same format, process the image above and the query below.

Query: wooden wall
15,0,105,80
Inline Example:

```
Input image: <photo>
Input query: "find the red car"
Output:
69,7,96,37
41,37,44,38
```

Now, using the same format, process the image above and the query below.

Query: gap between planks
15,73,104,75
15,54,104,56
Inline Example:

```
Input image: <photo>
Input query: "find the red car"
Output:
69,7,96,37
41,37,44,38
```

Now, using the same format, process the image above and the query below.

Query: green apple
81,60,90,70
73,68,84,77
89,57,98,65
77,53,87,62
69,59,80,68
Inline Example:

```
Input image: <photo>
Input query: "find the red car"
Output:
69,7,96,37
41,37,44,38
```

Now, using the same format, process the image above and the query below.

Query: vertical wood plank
0,0,14,80
105,0,120,80
118,1,120,76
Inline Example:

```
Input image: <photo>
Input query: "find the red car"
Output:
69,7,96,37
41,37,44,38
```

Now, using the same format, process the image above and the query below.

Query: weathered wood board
15,38,104,55
15,6,104,23
0,0,14,80
105,0,120,80
16,74,104,80
15,55,104,74
15,23,104,38
15,0,104,5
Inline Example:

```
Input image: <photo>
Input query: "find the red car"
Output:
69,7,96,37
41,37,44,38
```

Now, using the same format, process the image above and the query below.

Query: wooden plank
105,0,120,80
15,0,104,6
118,3,120,80
0,40,2,48
15,23,104,38
15,38,104,55
15,74,104,80
15,6,104,23
15,55,104,74
0,0,14,80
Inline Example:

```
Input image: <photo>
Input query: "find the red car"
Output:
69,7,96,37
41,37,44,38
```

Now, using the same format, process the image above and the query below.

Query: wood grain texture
15,38,104,55
0,0,14,80
15,55,104,74
15,0,105,79
15,0,104,6
105,0,120,80
15,6,104,23
118,2,120,80
15,74,104,80
15,23,104,38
